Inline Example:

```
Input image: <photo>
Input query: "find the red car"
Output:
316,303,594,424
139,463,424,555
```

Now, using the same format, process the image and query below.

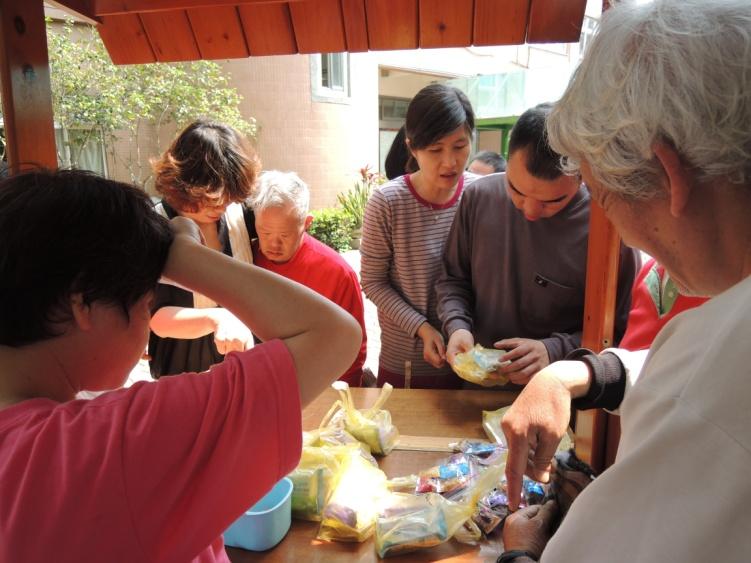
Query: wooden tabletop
227,387,517,562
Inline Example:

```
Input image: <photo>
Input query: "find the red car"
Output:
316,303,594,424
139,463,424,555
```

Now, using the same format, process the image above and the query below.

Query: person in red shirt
248,170,367,386
620,258,709,351
0,169,361,562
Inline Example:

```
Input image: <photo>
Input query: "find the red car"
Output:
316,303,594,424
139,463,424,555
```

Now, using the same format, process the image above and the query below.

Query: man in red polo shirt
249,170,367,386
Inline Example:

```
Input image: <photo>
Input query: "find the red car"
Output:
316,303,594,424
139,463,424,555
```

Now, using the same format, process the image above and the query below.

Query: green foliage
308,208,355,252
35,19,256,185
336,166,384,229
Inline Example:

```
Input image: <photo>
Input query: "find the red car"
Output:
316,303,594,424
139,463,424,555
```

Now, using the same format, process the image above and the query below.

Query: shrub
308,208,354,252
336,166,385,229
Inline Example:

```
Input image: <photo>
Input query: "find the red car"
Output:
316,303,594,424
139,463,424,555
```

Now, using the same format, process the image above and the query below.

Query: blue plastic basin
224,477,293,552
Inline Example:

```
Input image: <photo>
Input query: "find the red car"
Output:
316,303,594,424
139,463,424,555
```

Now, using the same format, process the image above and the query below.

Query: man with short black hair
437,103,640,384
468,150,506,175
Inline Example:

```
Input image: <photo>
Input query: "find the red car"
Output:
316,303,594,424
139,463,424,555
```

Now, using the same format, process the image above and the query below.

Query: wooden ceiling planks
94,0,300,16
289,0,347,54
473,0,529,46
140,10,202,61
97,15,157,65
527,0,587,44
419,0,473,49
340,0,369,52
238,3,297,56
187,5,249,60
365,0,419,51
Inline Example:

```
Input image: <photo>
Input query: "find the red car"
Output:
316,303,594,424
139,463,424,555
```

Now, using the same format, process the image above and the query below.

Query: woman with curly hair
148,119,260,377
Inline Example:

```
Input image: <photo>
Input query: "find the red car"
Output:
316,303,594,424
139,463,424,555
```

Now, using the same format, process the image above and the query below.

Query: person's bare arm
162,218,362,406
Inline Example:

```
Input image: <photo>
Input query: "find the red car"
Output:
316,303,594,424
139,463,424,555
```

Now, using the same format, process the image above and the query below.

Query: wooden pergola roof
1,0,618,474
50,0,587,65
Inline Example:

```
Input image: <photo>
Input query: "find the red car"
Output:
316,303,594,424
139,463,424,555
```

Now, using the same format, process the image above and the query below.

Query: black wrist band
496,549,539,562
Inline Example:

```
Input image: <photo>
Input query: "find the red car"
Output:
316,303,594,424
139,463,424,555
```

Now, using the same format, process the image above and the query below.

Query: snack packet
415,454,477,496
451,344,510,386
450,439,507,466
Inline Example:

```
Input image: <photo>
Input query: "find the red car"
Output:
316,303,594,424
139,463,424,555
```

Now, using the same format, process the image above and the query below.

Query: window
579,16,599,59
311,53,350,103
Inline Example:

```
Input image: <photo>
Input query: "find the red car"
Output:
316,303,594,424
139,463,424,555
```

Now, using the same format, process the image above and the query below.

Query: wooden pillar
575,201,621,473
0,0,57,172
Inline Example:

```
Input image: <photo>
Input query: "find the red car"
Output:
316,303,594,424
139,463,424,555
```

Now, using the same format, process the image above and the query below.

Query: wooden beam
341,0,368,53
474,0,529,46
97,14,157,64
527,0,586,43
419,0,473,49
0,0,58,172
94,0,302,17
238,3,297,56
46,0,99,25
366,0,418,50
575,202,622,473
289,0,346,54
187,5,249,60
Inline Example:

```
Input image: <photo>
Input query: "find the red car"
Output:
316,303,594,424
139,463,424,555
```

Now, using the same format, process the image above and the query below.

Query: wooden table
227,387,517,562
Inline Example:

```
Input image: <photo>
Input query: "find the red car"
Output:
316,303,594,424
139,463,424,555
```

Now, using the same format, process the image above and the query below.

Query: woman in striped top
361,84,479,388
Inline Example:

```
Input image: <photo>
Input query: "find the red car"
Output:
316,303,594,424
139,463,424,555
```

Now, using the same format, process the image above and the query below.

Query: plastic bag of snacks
376,463,504,557
451,344,511,387
471,475,547,536
320,381,399,455
289,444,357,521
317,448,389,542
449,439,507,466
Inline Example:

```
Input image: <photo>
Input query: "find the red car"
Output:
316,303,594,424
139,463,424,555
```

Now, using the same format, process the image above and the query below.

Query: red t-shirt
620,259,709,351
254,234,367,385
0,340,301,563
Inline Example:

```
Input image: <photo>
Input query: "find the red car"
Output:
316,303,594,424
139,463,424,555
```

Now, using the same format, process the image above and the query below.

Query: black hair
384,125,410,180
508,103,562,180
470,150,507,173
404,84,475,173
0,169,174,346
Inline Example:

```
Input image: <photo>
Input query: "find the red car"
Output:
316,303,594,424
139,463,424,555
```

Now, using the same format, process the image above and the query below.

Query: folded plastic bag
317,449,389,542
320,381,399,455
452,344,510,386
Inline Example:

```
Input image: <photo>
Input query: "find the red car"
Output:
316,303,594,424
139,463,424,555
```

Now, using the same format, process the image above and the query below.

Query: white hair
248,170,310,219
547,0,751,199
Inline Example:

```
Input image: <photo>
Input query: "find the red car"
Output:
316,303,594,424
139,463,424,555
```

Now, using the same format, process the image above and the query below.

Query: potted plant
337,166,384,249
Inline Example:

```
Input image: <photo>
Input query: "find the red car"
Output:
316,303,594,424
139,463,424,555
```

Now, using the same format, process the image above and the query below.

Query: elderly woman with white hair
497,1,751,562
248,171,368,386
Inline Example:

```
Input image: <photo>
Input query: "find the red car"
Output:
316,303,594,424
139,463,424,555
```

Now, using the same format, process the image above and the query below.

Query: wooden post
575,202,621,473
0,0,57,172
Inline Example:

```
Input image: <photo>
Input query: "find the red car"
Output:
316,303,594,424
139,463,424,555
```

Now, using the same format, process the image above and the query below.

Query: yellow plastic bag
288,444,356,521
320,381,399,455
317,449,389,542
452,344,510,386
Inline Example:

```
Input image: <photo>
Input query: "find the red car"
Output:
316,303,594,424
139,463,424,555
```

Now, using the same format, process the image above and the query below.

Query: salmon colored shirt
0,340,301,563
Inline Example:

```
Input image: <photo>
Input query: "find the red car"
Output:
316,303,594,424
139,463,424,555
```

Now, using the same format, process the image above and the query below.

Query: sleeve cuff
566,349,626,411
444,318,472,337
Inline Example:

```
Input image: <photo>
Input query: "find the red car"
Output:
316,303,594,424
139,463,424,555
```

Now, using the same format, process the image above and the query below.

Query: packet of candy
415,454,477,496
451,344,510,386
449,439,507,466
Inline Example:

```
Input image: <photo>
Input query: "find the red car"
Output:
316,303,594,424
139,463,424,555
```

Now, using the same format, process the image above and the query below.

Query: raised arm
162,218,362,406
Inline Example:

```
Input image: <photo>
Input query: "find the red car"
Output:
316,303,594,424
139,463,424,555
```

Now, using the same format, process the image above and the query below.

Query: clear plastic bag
415,454,478,496
317,448,389,542
452,344,510,387
450,439,507,466
320,381,399,455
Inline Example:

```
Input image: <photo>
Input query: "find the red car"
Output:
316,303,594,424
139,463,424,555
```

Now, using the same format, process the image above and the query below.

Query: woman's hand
446,328,474,365
210,308,254,355
170,216,203,245
417,322,446,368
502,500,559,558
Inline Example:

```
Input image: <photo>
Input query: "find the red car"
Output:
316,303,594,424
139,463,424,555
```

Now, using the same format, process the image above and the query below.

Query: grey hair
248,170,310,219
547,0,751,200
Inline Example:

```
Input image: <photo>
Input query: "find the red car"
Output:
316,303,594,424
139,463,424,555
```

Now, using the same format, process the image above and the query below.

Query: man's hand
417,322,446,368
501,361,591,510
502,500,559,558
495,338,550,385
211,308,254,355
446,328,474,365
